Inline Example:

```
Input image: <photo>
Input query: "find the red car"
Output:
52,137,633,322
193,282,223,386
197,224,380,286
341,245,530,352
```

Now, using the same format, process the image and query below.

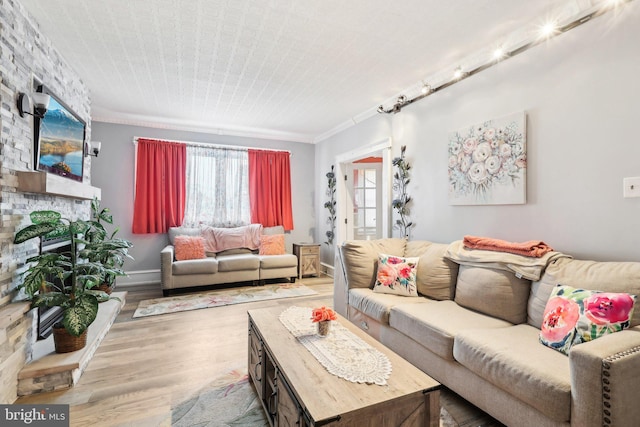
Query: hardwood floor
16,277,334,427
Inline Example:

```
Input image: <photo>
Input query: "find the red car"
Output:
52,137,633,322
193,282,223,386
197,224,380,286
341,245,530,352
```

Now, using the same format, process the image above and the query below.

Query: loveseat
334,238,640,427
161,225,298,296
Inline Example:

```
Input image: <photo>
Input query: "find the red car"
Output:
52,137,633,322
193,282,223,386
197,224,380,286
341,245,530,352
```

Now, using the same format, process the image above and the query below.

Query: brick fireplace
0,0,95,403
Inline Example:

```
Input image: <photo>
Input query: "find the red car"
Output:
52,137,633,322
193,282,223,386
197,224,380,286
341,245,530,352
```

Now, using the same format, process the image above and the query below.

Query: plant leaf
30,210,61,224
62,294,98,336
14,223,59,244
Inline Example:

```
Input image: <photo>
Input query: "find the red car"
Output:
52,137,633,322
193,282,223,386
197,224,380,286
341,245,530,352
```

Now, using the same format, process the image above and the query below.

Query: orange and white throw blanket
444,240,571,281
462,235,554,258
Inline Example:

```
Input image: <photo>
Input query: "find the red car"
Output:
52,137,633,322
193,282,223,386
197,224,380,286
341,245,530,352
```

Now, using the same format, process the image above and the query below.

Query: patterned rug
170,367,504,427
133,283,318,318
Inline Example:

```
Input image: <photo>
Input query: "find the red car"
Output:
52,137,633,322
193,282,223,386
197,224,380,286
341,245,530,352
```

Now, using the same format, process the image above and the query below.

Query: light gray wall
90,122,316,272
316,4,640,264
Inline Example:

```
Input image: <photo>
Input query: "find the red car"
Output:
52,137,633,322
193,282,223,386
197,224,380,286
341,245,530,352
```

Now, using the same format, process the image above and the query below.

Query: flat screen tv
34,85,86,182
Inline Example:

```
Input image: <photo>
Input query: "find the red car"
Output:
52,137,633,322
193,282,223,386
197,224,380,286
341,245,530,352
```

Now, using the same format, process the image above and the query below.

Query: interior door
345,161,382,241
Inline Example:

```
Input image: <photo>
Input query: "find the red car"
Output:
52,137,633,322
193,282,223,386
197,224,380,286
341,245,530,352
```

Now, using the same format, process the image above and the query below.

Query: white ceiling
19,0,597,143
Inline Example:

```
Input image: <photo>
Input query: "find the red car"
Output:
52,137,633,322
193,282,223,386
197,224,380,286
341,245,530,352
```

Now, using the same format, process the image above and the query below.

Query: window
183,145,250,227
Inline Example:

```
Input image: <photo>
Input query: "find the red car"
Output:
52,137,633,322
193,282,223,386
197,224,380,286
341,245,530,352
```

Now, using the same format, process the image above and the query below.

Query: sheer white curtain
183,145,251,227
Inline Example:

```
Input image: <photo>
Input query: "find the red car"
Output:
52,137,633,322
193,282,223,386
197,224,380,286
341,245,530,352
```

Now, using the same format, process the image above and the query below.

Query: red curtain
132,138,186,234
248,149,294,231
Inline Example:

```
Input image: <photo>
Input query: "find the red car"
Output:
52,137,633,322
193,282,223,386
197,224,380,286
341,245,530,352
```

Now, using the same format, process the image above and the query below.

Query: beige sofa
334,238,640,427
161,226,298,296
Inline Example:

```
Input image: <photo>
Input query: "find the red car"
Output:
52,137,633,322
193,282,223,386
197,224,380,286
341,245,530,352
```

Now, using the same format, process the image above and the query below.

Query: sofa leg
259,280,266,286
290,277,296,283
162,289,170,297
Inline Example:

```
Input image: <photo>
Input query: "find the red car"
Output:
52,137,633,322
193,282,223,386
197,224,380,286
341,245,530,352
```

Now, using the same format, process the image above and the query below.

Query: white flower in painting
462,138,478,154
459,155,472,172
448,155,458,169
485,156,501,175
513,141,524,156
484,128,496,141
468,162,488,184
472,142,492,163
499,144,512,157
490,139,500,149
450,142,461,155
516,155,527,168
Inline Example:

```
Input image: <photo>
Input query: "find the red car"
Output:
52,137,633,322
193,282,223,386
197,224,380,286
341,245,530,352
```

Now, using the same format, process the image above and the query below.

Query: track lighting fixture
375,0,629,115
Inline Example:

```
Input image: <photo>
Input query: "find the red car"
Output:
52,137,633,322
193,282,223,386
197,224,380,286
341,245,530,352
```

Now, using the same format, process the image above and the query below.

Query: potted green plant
13,207,128,353
84,198,133,294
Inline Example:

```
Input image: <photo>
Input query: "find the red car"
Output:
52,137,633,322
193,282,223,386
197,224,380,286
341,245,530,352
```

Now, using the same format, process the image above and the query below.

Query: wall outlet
623,177,640,198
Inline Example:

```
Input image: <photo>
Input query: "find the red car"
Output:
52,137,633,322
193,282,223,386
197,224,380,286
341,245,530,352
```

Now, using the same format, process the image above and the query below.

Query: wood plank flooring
16,277,334,427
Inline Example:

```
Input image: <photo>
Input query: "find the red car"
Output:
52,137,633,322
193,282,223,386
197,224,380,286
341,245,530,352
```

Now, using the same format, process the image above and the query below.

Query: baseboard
119,270,161,286
320,262,334,278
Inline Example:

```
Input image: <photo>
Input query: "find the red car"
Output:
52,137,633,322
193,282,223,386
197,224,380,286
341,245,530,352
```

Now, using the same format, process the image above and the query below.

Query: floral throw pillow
372,253,419,297
540,284,636,355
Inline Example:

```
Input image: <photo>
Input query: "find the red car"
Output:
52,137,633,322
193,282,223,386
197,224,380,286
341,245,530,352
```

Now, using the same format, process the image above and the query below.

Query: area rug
170,367,504,427
133,283,318,318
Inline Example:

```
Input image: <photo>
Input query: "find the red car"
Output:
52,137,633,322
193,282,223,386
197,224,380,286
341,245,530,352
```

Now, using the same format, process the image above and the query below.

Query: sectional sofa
334,237,640,427
161,225,298,295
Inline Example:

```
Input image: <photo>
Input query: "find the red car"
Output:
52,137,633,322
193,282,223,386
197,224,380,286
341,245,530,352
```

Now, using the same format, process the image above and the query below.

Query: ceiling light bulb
377,105,385,113
397,95,407,104
493,47,505,60
453,67,464,79
540,21,558,38
421,83,431,94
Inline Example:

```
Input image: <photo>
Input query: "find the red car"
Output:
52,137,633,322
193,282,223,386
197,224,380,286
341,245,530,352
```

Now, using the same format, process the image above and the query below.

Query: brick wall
0,0,92,403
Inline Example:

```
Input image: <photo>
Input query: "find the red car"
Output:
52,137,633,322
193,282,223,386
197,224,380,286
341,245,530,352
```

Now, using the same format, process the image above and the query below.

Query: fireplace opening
36,236,70,340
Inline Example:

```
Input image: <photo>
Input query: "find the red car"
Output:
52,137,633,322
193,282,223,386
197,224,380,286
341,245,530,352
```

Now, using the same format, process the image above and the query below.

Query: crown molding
91,109,315,144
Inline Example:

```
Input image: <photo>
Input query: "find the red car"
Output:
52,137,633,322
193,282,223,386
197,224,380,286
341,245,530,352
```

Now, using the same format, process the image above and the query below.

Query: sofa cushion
259,254,298,269
259,234,285,255
173,258,218,275
372,253,419,297
455,265,531,324
168,227,201,245
263,225,285,235
215,248,254,257
540,284,636,355
454,324,571,423
348,288,425,324
341,238,407,289
216,254,260,272
174,235,206,261
405,241,459,300
528,258,640,329
390,301,512,360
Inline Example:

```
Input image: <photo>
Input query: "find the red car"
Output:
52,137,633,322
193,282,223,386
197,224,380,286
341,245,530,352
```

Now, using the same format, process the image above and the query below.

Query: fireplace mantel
17,171,101,200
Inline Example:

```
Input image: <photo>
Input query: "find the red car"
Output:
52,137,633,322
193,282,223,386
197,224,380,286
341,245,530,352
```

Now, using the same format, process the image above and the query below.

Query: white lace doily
279,306,392,386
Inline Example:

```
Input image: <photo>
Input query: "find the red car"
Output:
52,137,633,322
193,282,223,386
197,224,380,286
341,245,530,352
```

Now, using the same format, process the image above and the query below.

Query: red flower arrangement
311,306,337,323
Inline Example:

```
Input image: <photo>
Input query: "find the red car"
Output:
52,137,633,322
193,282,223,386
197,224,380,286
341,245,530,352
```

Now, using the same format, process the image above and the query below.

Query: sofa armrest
569,328,640,427
160,245,174,290
333,246,349,318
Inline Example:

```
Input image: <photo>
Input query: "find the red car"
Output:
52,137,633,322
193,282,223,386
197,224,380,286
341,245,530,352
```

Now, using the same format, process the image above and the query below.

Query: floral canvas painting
448,112,526,205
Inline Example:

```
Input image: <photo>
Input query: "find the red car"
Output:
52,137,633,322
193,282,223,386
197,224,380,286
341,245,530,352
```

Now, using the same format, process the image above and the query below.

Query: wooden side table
292,243,320,279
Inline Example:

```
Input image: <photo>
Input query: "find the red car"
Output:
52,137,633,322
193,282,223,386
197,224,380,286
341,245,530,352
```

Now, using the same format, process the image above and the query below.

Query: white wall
316,3,640,264
90,122,317,274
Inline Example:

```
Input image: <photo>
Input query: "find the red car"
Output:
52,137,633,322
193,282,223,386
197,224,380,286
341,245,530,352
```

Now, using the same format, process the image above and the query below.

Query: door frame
335,138,392,245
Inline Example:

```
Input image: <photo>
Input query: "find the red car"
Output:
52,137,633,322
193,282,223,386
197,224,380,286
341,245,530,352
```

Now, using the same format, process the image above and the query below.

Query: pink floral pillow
174,235,206,261
372,253,419,297
540,284,636,355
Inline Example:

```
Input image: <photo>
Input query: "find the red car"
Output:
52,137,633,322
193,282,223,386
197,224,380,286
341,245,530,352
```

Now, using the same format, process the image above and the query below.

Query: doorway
335,138,392,245
346,160,382,240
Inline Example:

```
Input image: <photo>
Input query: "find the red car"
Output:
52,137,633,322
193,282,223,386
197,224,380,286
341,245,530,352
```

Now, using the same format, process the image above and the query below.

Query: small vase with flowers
311,306,337,337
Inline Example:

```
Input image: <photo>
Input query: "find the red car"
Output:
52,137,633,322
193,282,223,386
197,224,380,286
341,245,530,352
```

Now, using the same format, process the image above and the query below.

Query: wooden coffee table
248,306,441,426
